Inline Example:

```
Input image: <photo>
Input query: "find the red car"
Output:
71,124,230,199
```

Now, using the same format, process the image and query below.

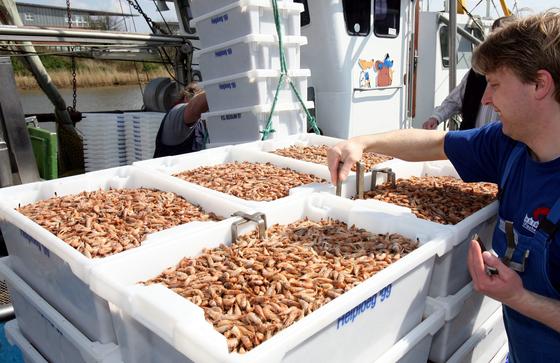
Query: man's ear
534,69,554,101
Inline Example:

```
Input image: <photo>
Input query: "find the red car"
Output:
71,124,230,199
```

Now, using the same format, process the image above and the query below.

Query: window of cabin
439,25,474,69
373,0,400,38
342,0,371,36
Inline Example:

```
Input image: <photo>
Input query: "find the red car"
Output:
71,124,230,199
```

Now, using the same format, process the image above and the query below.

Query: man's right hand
327,139,365,184
422,117,439,130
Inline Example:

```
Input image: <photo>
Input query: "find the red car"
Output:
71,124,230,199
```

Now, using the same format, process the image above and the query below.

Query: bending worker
328,11,560,362
153,83,208,158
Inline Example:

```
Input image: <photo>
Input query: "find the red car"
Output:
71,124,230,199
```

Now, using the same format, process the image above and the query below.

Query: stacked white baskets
78,113,127,172
77,112,165,171
124,112,164,162
190,0,313,146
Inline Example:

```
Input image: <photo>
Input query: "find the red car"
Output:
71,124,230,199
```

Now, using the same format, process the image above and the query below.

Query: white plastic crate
205,141,236,149
124,112,163,163
238,132,343,152
195,33,306,80
188,0,293,19
446,307,506,363
373,300,445,363
203,102,311,144
132,144,336,209
4,320,48,363
89,193,449,363
201,69,309,112
0,258,122,363
0,166,254,344
341,159,499,297
237,133,401,188
191,0,303,48
427,283,501,363
79,113,129,171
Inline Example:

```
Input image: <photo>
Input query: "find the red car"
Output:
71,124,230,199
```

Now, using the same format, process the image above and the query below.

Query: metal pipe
437,14,482,45
406,0,418,126
448,0,457,94
0,25,194,45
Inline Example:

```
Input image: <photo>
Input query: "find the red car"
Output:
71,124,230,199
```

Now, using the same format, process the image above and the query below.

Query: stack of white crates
190,0,313,146
124,112,164,162
77,112,165,171
78,113,127,172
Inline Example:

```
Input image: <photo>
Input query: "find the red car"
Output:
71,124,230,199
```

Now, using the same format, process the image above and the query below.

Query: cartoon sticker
358,54,395,88
374,54,394,87
358,59,374,88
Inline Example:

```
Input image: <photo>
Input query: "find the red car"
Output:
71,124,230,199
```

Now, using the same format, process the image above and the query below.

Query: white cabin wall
301,0,412,139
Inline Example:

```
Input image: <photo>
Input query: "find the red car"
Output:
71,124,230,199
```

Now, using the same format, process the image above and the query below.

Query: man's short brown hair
472,9,560,103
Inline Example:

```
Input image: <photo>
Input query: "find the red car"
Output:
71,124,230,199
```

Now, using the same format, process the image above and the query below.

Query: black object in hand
472,233,499,276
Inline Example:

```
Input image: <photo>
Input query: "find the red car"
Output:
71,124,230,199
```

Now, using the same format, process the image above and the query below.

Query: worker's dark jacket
460,69,488,130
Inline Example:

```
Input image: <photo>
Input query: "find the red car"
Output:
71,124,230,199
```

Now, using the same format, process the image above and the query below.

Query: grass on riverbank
13,56,171,90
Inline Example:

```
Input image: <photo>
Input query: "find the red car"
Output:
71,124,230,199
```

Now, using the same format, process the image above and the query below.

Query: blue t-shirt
444,122,560,291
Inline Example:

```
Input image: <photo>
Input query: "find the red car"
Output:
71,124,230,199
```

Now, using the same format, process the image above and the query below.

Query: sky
425,0,559,16
15,0,560,34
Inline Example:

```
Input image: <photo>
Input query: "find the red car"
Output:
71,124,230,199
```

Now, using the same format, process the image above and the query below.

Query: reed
16,68,170,90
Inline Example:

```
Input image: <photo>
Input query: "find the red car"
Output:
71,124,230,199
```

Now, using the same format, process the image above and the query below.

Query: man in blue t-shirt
327,11,560,362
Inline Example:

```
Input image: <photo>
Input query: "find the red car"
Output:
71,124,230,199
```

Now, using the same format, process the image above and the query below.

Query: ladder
0,56,40,187
0,56,40,321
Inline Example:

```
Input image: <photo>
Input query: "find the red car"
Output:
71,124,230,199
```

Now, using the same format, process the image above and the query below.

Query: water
18,84,145,115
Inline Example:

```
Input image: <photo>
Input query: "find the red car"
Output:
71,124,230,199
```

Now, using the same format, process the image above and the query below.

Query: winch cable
261,0,320,140
118,0,144,97
152,0,173,34
65,0,78,112
490,0,501,18
126,0,151,86
125,0,185,86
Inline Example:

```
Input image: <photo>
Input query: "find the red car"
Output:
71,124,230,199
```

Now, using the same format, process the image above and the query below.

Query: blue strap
499,143,525,190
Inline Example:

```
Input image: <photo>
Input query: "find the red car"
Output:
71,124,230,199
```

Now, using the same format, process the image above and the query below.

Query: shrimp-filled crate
237,132,343,152
341,159,499,297
0,165,254,344
0,258,122,363
191,0,303,49
239,133,393,183
200,69,309,112
195,34,306,81
132,145,335,209
89,193,450,363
